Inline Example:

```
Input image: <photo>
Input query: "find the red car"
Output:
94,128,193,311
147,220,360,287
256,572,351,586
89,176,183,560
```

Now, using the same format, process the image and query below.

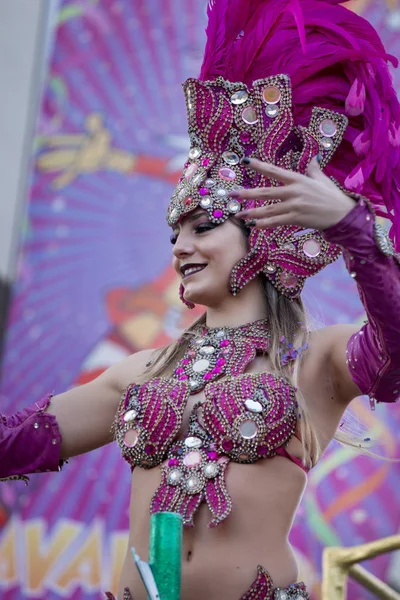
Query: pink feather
197,0,400,250
345,78,366,116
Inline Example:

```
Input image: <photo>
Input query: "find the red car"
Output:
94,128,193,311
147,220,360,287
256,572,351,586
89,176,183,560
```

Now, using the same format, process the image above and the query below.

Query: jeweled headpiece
168,0,400,300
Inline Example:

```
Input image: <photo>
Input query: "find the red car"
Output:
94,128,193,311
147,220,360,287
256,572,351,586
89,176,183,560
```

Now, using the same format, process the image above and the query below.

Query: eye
170,233,178,245
194,223,217,234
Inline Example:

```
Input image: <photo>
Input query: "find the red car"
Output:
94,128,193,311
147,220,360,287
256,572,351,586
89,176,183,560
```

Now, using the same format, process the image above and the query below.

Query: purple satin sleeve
323,197,400,405
0,395,64,482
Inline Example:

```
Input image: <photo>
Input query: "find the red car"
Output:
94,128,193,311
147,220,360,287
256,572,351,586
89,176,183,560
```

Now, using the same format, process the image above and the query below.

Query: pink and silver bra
114,320,307,527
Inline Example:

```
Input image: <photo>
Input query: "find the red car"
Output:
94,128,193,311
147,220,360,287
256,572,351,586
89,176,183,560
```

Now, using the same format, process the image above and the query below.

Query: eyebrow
187,211,207,223
173,210,208,231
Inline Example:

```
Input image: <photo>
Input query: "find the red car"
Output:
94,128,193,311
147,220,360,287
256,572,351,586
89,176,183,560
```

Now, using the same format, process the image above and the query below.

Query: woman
2,0,400,598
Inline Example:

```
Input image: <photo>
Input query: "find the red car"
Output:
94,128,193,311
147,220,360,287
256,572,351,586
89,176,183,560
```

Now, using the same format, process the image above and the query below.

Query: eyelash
170,223,216,245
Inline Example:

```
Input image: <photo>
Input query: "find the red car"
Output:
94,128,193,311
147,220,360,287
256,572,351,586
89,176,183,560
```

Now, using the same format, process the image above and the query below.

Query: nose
172,232,195,260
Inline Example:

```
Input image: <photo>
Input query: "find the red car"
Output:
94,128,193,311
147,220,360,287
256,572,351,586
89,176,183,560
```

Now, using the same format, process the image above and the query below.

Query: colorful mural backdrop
1,0,400,598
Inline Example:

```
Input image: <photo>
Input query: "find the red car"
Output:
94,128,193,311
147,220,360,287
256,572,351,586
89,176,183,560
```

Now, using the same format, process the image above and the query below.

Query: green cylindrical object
149,512,182,600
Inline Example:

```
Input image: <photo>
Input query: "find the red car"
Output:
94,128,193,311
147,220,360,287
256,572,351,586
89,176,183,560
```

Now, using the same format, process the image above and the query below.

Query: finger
230,185,294,200
238,201,294,220
306,155,327,182
241,157,301,185
253,212,298,229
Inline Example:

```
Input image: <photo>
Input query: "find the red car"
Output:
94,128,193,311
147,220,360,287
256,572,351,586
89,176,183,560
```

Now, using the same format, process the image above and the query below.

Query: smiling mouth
181,264,207,279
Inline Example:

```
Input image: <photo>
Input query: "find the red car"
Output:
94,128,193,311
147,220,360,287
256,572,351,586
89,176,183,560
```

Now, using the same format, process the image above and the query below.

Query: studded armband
0,395,64,483
323,197,400,405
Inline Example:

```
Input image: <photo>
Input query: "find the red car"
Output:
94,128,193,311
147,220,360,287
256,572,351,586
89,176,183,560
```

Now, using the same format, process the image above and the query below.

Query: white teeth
183,265,206,277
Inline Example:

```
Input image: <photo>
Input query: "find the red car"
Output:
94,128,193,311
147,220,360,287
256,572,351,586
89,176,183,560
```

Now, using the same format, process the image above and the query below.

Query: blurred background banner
0,0,399,598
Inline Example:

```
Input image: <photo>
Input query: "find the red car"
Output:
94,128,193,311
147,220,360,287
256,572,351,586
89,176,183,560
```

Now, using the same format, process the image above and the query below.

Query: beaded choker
173,319,271,394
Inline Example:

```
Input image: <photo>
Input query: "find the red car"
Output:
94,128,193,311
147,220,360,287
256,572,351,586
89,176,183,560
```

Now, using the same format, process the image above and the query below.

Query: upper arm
324,324,363,405
46,348,157,459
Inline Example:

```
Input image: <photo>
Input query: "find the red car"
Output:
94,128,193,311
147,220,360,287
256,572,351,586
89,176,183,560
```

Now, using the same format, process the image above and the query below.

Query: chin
182,284,226,307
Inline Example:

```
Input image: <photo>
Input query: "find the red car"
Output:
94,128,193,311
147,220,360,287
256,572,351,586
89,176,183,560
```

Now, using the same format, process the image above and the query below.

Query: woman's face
171,209,248,307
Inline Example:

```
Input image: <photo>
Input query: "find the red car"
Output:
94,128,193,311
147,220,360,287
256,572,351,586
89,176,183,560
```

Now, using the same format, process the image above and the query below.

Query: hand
230,157,356,230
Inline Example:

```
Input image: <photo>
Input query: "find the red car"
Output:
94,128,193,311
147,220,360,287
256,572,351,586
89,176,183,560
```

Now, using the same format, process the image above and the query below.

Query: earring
179,283,195,309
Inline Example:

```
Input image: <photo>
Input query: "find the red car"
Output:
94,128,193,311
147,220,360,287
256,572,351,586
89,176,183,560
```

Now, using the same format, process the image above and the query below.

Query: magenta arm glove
323,196,400,406
0,394,64,483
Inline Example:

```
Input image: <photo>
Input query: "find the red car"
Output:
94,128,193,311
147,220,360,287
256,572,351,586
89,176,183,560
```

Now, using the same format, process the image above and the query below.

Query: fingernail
241,157,251,165
228,190,240,197
316,153,322,165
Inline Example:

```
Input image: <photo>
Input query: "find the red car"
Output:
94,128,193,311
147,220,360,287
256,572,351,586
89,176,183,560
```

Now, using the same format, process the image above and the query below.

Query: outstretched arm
0,348,156,481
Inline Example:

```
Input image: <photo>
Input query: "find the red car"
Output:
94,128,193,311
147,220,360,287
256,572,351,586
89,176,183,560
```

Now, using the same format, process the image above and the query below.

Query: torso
114,328,348,600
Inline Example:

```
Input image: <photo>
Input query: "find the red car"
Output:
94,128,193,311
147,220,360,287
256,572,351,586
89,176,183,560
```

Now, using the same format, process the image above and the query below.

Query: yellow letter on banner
53,521,103,593
25,519,82,593
0,520,18,586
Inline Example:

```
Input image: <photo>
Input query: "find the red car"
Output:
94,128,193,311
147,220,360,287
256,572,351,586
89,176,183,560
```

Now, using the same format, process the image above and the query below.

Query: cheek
171,255,180,274
210,243,247,273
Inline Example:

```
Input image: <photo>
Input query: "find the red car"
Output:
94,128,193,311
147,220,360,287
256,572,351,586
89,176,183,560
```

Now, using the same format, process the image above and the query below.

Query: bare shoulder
307,323,359,360
98,347,162,392
304,323,361,405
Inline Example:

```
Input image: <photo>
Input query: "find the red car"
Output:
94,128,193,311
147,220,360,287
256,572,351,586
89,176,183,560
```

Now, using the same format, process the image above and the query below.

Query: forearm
323,197,400,405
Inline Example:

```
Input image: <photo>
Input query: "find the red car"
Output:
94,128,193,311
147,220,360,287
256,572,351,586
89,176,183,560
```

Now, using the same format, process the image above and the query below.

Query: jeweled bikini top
114,320,299,527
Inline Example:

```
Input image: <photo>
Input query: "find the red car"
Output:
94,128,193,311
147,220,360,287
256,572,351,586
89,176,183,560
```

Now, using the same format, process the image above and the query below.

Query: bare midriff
118,452,307,600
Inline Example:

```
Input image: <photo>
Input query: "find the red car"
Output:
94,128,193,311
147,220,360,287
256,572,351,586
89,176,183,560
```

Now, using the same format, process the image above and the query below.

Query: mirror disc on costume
123,409,138,423
204,462,219,478
319,119,337,138
205,178,215,187
216,188,228,197
188,147,201,159
222,151,240,165
192,173,204,186
184,436,202,448
200,345,216,355
178,187,187,198
263,86,281,104
320,137,333,150
239,419,258,439
183,451,202,467
219,167,236,182
186,475,202,494
187,89,193,110
170,208,178,221
245,399,263,413
265,104,280,118
242,106,258,125
279,271,298,288
231,90,249,105
282,242,296,253
189,379,201,390
227,199,241,214
303,239,321,258
168,468,182,485
123,429,139,447
193,358,210,372
185,163,198,179
200,196,212,209
265,263,277,273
